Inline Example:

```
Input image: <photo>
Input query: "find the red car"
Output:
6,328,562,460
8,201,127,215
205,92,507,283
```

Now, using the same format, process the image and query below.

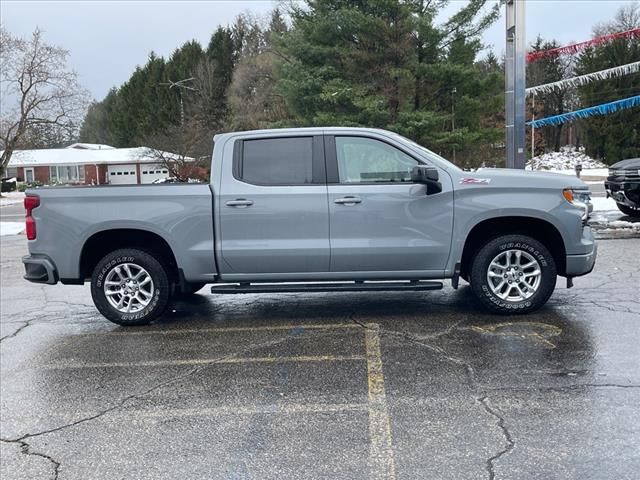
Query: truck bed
26,184,217,283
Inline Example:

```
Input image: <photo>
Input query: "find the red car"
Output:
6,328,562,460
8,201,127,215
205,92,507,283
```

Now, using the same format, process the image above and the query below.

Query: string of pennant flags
526,28,640,129
526,27,640,63
526,61,640,96
527,95,640,128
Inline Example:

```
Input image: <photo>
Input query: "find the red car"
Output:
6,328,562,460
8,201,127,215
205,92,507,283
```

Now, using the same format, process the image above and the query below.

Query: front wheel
470,235,557,314
616,203,640,217
90,248,171,326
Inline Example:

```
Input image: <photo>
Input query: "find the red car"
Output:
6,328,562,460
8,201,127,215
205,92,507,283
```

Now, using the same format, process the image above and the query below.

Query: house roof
66,143,116,150
5,147,191,167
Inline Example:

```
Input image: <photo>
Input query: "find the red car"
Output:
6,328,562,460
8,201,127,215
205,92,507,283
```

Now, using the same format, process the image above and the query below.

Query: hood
609,158,640,171
468,168,587,189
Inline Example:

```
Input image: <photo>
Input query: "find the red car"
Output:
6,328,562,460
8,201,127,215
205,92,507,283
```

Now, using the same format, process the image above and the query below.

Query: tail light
24,195,40,240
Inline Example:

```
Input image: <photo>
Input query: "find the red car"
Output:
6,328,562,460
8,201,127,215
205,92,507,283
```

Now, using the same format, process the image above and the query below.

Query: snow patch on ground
0,222,25,236
527,146,607,172
551,168,609,178
592,197,618,212
589,198,640,238
0,191,25,207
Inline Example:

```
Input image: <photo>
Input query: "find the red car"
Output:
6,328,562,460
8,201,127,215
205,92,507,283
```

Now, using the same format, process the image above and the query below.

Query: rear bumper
565,227,597,277
22,255,58,284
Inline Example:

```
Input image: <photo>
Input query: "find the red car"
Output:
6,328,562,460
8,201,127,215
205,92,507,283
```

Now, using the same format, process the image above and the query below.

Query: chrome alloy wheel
103,263,154,313
486,250,542,302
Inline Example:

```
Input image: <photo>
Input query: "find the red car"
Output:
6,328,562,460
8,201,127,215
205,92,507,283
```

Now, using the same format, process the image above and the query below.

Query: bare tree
0,28,89,182
140,118,210,182
594,1,640,34
227,11,290,129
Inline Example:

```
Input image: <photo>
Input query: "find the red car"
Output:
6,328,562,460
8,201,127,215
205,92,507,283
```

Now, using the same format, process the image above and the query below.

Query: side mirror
411,166,442,194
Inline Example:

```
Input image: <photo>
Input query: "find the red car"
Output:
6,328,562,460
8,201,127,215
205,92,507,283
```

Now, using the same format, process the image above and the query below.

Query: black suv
605,158,640,217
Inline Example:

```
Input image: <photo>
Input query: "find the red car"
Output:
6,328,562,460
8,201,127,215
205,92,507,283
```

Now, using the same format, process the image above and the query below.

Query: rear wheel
91,248,171,326
470,235,557,314
616,203,640,217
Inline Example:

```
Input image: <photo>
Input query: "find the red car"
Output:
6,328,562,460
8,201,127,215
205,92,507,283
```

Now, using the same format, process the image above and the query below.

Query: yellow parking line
101,323,359,336
364,323,396,480
38,354,366,370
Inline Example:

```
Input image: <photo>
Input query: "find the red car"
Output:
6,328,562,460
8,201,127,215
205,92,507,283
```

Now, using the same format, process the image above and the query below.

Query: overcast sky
1,0,635,101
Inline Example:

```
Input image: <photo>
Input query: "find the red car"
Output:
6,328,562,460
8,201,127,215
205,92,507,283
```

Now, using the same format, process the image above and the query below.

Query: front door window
335,136,418,183
25,168,34,184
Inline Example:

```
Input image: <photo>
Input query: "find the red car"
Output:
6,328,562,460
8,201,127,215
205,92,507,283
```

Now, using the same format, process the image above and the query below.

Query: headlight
563,188,592,223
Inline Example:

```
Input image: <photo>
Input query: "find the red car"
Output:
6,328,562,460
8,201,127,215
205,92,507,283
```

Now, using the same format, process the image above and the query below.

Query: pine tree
527,36,576,152
575,7,640,163
276,0,502,167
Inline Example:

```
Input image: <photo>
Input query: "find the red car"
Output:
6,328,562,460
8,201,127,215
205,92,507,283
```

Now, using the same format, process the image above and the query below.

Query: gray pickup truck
22,127,597,325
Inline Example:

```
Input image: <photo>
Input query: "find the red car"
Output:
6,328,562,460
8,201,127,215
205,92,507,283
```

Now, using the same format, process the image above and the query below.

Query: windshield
390,133,461,171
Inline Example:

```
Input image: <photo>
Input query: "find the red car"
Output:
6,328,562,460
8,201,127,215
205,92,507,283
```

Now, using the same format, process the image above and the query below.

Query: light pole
505,0,526,169
159,77,196,126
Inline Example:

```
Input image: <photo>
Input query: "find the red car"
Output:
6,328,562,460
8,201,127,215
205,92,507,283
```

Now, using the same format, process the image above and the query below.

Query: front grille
609,169,640,179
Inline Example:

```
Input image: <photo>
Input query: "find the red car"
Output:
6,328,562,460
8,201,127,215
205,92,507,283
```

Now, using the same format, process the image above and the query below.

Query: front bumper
605,180,640,208
22,255,58,284
565,227,597,277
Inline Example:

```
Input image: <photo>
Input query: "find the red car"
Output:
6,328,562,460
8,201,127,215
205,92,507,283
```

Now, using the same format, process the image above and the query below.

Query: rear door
326,135,453,274
218,135,330,275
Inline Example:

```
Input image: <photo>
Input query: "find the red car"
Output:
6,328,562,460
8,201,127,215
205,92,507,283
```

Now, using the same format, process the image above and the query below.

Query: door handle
334,196,362,205
225,199,254,207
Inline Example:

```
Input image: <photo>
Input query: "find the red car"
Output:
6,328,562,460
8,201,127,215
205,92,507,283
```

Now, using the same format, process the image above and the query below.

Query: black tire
90,248,171,326
176,282,206,297
616,203,640,218
470,235,557,314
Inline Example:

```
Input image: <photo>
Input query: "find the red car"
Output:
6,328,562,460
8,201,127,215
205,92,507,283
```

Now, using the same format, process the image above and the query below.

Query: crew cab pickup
604,157,640,217
22,128,597,325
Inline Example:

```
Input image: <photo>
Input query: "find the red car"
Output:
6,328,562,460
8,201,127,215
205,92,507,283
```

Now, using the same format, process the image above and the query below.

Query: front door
24,168,34,184
326,135,453,274
218,135,330,275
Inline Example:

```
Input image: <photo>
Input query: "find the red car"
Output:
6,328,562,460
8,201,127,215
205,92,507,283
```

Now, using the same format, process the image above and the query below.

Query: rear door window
240,137,314,185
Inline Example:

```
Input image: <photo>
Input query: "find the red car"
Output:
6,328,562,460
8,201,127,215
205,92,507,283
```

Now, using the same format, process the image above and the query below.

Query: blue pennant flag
528,95,640,128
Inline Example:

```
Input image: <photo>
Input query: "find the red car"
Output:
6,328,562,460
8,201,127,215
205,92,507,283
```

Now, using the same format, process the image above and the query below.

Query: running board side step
211,281,443,294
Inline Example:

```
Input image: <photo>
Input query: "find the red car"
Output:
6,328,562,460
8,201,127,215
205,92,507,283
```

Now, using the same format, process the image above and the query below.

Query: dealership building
5,143,176,185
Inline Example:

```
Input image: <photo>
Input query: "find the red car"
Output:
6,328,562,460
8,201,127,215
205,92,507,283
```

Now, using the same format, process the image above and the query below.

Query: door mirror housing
411,166,442,194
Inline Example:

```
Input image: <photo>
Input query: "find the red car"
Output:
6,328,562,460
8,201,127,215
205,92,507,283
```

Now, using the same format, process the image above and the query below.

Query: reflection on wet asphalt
1,235,639,480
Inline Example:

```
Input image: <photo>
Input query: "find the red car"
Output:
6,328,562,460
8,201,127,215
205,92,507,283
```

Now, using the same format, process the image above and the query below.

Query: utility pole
159,77,196,126
505,0,526,169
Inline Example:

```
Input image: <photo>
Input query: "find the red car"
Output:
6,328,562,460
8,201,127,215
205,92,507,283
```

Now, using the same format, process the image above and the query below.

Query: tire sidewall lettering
96,256,136,288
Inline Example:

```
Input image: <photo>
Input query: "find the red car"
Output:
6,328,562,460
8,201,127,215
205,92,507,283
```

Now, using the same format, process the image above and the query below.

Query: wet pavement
1,234,639,480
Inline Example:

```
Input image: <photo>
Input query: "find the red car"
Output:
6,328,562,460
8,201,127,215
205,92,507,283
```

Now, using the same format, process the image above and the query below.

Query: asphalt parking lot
1,234,639,480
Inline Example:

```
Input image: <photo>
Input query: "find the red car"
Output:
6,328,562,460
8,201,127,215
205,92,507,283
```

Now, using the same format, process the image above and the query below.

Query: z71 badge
460,177,491,185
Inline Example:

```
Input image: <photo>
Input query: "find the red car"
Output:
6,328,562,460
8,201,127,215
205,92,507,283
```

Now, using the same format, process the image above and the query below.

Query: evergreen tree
79,88,119,145
527,36,576,152
575,6,640,163
275,0,501,167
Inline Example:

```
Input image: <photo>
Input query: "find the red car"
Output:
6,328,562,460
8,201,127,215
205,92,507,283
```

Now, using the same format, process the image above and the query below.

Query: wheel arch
460,216,567,278
79,228,179,281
